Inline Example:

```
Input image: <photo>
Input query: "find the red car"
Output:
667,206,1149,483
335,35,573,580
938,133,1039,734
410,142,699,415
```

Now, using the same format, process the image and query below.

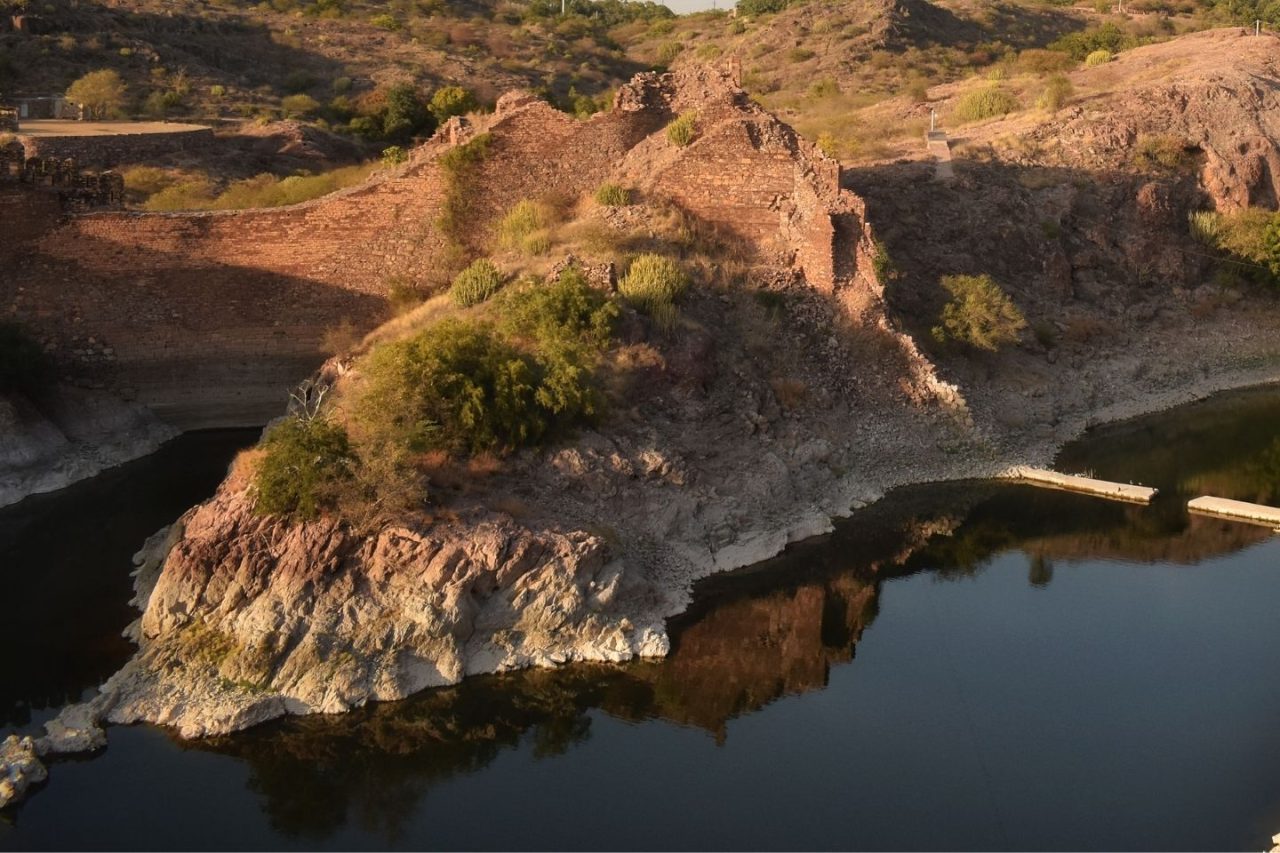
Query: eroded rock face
98,487,668,738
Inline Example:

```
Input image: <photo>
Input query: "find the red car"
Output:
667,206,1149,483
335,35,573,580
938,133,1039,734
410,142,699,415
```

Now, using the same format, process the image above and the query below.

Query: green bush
1036,74,1074,111
451,259,505,306
787,47,816,63
1084,49,1113,67
931,274,1026,352
381,145,408,166
497,267,618,355
0,322,51,395
618,254,688,313
382,83,432,140
594,182,631,206
952,85,1021,123
737,0,790,15
253,417,356,519
357,305,607,457
370,12,401,29
871,239,897,282
666,112,698,147
1050,23,1135,60
281,93,320,118
430,86,478,122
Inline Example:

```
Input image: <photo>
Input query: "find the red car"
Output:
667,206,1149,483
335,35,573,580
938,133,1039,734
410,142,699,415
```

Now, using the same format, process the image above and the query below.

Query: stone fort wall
3,66,889,429
18,126,216,168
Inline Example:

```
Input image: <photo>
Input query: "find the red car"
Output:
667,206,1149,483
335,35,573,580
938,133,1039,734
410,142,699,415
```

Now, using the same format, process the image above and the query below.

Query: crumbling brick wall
2,66,889,427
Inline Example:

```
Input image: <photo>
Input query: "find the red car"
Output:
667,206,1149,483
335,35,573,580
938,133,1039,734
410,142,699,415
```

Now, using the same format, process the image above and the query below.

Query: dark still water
5,393,1280,850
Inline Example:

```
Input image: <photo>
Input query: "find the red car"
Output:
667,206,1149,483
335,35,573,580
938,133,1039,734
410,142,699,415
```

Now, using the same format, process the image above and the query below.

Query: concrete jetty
1187,496,1280,529
1002,466,1157,504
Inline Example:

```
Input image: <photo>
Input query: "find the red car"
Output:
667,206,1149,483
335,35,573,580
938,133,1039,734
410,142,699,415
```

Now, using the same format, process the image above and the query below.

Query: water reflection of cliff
192,389,1280,842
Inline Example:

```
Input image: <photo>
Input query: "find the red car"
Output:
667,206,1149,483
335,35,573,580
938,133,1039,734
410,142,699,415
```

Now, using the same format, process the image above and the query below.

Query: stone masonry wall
18,126,215,168
2,66,890,428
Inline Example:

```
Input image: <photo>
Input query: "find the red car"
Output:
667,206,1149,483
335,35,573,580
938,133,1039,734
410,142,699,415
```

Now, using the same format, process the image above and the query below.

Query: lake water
3,392,1280,850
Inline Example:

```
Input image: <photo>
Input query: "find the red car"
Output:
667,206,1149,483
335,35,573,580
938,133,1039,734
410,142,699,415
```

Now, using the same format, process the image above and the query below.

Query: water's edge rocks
0,387,178,509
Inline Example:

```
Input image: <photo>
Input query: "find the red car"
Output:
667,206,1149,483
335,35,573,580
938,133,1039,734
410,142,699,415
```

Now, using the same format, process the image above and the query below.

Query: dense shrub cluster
358,271,617,456
253,417,356,519
1050,23,1137,60
736,0,791,15
450,259,505,306
932,274,1027,352
952,85,1021,123
618,254,688,332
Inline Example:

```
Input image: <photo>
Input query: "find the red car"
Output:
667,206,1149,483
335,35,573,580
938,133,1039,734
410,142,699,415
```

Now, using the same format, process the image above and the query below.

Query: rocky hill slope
9,26,1280,807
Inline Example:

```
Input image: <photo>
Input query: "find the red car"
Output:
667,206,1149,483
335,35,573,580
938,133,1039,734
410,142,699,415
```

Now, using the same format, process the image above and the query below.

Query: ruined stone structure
1,65,924,429
18,124,215,167
0,140,123,210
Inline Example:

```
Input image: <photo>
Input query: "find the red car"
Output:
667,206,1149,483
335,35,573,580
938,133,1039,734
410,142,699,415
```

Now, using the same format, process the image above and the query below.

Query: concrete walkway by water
1188,496,1280,528
1003,466,1157,503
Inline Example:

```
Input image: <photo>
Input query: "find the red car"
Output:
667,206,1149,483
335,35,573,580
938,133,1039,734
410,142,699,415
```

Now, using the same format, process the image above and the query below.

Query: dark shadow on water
0,429,258,729
5,389,1280,849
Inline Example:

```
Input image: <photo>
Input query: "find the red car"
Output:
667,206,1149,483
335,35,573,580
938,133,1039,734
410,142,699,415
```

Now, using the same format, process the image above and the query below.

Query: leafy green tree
382,83,432,140
66,69,127,119
429,86,477,123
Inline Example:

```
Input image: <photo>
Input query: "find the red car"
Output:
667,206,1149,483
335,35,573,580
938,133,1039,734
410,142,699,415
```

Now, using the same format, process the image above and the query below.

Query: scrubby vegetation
1132,134,1194,172
496,199,557,255
450,259,505,307
253,416,356,519
357,270,618,458
952,85,1021,123
618,253,688,314
247,266,625,519
131,163,377,211
594,183,632,207
932,274,1027,352
1036,74,1073,111
1188,207,1280,284
1085,49,1114,66
666,112,698,147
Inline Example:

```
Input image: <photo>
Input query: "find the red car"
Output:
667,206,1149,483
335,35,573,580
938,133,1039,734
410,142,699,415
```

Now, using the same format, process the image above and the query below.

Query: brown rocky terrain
9,25,1280,808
